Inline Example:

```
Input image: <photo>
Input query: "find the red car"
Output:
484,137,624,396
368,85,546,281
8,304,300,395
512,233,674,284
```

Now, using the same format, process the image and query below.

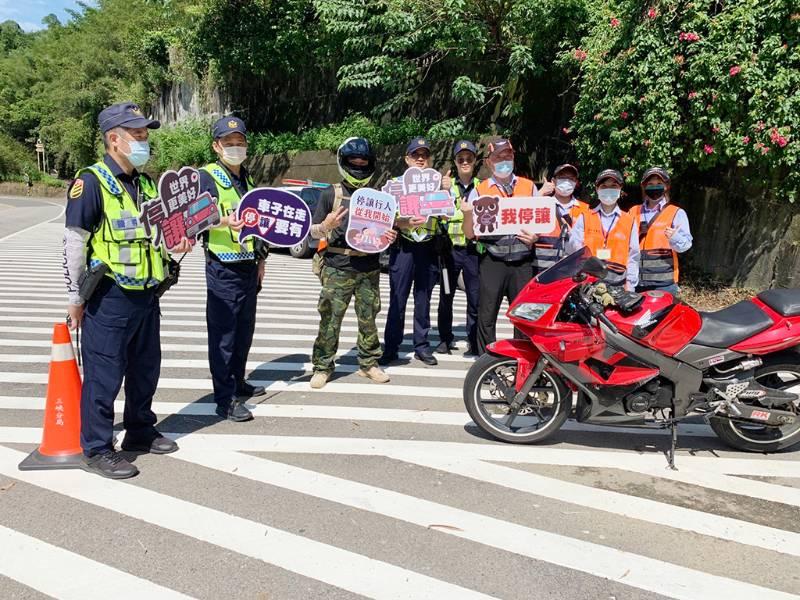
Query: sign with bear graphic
470,196,557,237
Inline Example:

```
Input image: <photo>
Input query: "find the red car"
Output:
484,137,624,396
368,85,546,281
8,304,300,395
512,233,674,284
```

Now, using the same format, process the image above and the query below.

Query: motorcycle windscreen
535,246,594,284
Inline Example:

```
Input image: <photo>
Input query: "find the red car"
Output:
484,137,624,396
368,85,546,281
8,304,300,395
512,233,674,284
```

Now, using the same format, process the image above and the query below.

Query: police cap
98,102,160,133
212,116,247,140
406,137,431,155
452,140,477,157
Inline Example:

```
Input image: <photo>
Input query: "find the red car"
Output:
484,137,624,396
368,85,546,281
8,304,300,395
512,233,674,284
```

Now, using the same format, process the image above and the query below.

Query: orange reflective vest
534,199,590,272
474,177,535,262
584,209,634,287
629,204,680,286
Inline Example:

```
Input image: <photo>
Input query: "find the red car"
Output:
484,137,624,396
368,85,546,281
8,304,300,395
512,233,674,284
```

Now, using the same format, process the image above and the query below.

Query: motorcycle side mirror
578,257,608,279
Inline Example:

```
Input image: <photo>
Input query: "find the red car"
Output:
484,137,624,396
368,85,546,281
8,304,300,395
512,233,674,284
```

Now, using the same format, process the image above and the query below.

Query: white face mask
597,188,621,206
222,146,247,166
120,139,151,169
555,179,576,196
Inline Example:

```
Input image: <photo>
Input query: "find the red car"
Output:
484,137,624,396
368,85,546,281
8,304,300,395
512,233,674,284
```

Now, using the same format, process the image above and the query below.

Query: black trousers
476,253,534,355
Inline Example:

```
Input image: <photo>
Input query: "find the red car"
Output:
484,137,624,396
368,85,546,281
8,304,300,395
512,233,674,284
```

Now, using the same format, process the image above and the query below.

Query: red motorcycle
464,248,800,461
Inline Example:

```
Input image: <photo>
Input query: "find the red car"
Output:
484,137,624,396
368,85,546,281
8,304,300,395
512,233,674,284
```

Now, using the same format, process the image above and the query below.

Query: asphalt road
0,195,798,600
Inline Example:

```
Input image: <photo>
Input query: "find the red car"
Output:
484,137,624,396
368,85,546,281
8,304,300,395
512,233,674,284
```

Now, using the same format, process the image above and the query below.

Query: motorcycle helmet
337,137,375,188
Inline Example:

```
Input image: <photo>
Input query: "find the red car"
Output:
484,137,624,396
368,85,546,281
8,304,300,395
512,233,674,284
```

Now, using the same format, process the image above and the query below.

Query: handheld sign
345,189,397,254
471,196,557,237
380,167,454,219
140,166,220,251
236,187,311,247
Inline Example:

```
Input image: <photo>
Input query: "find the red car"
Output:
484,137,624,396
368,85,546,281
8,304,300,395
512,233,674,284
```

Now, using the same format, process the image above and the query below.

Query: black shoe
121,433,178,455
81,451,139,479
464,346,479,357
434,341,456,354
236,382,266,398
378,353,398,366
215,400,254,422
415,352,438,366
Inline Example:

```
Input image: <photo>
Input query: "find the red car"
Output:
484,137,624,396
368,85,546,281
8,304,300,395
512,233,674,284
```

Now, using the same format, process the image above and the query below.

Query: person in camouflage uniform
309,137,396,388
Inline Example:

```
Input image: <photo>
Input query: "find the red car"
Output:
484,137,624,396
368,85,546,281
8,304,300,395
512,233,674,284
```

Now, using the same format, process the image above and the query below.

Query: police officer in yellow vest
198,116,267,423
436,140,480,356
63,102,191,479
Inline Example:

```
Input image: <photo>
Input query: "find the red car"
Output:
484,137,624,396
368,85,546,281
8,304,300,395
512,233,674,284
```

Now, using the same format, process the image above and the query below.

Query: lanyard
600,213,618,247
453,178,476,200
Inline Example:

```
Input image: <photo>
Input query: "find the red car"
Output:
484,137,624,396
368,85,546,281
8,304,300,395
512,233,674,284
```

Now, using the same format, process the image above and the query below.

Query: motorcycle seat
757,288,800,317
692,300,774,348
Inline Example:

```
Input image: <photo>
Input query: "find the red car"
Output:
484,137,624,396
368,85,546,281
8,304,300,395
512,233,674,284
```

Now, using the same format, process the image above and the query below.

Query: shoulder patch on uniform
68,179,84,200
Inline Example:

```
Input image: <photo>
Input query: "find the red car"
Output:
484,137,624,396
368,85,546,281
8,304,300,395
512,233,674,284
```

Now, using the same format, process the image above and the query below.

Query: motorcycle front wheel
463,352,571,444
710,360,800,452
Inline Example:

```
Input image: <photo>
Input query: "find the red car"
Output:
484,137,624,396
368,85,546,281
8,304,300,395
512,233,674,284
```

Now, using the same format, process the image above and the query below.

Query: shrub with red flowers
561,0,800,201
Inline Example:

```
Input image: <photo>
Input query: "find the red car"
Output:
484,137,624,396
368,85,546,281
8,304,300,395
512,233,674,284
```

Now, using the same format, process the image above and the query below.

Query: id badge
597,248,611,260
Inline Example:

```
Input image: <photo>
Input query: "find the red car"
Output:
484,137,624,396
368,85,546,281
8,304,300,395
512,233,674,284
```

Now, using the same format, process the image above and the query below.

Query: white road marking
173,449,799,600
0,446,497,600
0,525,195,600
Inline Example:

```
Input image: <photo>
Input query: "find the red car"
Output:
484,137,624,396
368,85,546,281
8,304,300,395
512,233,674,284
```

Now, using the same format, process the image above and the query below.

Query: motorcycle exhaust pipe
725,402,797,427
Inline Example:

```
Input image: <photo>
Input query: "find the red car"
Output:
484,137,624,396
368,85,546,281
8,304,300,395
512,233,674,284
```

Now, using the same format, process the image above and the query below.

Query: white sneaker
357,366,390,383
310,371,330,389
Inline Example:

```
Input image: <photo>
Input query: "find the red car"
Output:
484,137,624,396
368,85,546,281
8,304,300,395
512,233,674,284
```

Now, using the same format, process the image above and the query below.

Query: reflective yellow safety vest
448,177,480,247
80,162,167,290
200,163,255,262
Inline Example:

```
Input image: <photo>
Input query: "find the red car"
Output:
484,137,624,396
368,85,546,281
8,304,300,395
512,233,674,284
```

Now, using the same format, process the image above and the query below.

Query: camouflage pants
312,266,382,373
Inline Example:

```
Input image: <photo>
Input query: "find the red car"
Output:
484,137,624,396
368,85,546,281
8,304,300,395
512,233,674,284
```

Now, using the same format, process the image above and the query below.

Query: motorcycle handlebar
579,283,619,334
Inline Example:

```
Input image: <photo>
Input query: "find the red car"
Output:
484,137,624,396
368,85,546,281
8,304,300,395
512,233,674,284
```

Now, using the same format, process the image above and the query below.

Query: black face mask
644,185,666,200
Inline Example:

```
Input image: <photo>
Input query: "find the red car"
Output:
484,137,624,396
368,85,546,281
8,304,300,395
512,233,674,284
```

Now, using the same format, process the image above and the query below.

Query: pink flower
593,113,602,121
620,111,629,120
610,17,620,28
647,7,657,18
771,129,789,148
573,48,588,61
679,32,700,42
561,127,570,135
742,136,750,144
756,121,766,131
712,126,720,134
703,144,714,155
729,65,741,76
643,139,652,147
688,91,698,99
761,146,770,154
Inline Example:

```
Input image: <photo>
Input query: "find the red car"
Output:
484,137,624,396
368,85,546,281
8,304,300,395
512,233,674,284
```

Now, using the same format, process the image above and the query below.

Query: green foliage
0,20,27,54
249,114,435,155
0,0,797,210
148,119,215,172
0,0,170,176
0,131,38,179
566,0,800,200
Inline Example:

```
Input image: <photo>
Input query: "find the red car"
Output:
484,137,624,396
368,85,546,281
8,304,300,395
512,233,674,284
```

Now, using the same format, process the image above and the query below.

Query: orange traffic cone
18,323,83,470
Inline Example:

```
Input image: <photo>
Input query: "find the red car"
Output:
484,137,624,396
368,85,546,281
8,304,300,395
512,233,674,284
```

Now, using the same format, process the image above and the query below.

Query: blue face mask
123,140,151,168
493,160,514,177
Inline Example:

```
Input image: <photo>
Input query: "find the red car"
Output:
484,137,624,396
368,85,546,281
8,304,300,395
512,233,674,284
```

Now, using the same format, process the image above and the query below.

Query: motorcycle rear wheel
463,352,571,444
710,361,800,452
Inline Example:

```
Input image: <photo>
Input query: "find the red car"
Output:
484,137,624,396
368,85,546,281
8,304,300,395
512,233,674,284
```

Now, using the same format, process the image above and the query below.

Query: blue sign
237,188,312,248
